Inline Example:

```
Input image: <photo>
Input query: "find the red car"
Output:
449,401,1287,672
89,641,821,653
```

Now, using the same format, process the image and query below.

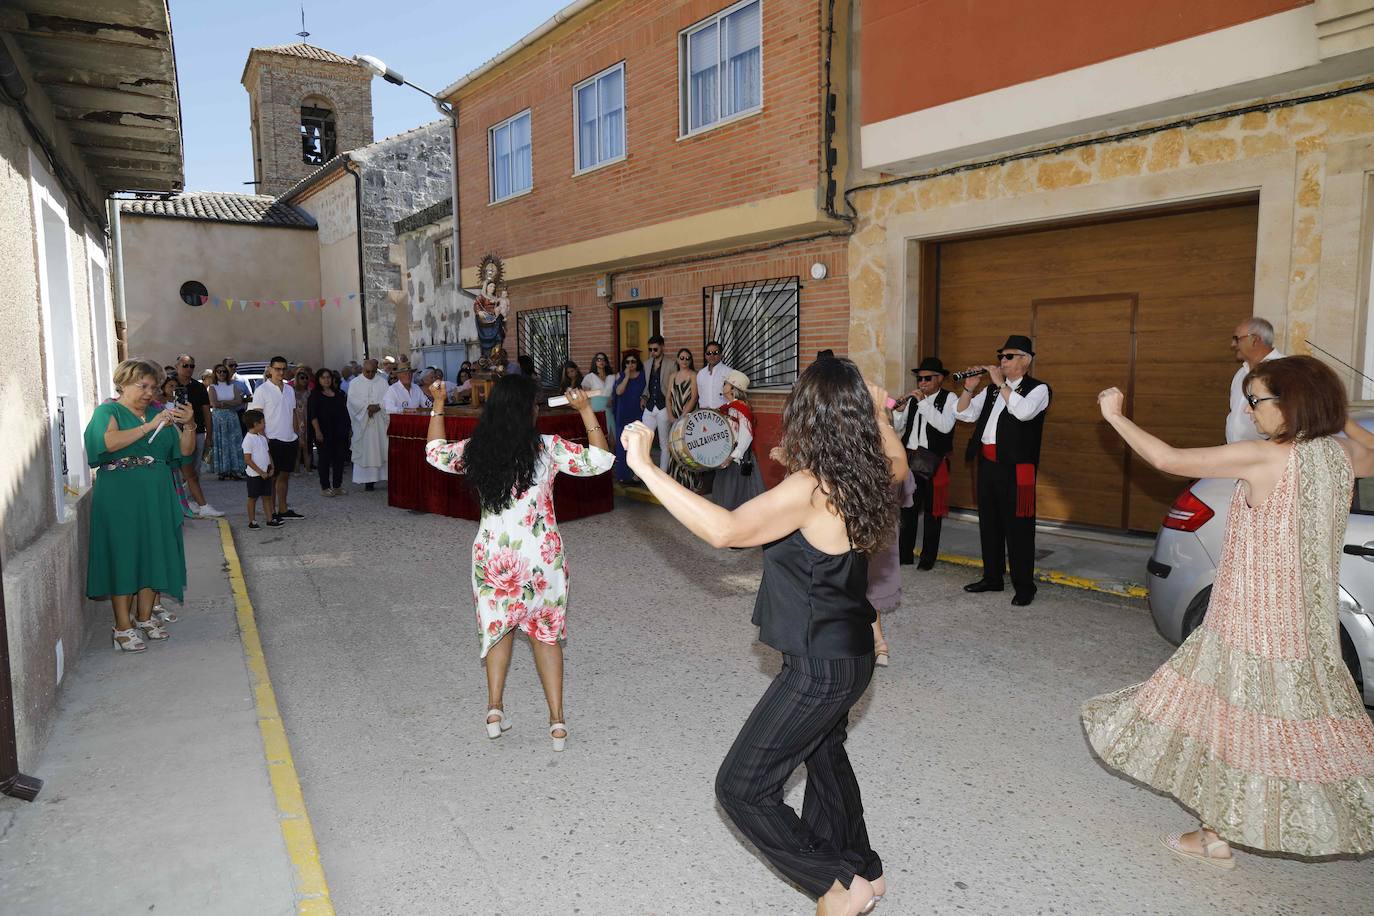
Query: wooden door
1030,295,1135,528
933,202,1258,531
616,302,662,358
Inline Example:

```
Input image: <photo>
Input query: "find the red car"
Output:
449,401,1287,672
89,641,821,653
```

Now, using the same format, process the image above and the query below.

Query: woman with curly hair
424,375,612,751
622,356,908,916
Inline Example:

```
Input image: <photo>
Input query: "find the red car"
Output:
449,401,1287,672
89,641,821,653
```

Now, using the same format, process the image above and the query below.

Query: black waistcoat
903,389,954,456
963,375,1051,464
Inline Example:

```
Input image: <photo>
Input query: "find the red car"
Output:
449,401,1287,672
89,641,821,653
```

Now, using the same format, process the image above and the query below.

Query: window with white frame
682,0,762,135
435,237,453,282
489,110,533,202
87,238,115,402
707,276,799,388
574,62,626,172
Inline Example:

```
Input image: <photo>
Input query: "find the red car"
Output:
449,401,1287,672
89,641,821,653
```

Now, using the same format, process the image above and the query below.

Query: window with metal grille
516,306,571,389
703,276,800,389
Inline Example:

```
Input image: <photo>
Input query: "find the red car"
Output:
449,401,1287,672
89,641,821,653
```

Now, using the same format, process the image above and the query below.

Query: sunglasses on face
998,353,1024,361
1244,394,1279,408
916,374,940,382
180,362,195,369
706,350,721,356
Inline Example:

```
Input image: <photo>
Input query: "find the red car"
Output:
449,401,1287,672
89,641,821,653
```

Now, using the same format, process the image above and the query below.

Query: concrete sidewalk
0,518,302,916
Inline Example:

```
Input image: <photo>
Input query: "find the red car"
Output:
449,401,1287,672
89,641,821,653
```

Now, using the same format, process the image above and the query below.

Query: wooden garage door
934,202,1259,532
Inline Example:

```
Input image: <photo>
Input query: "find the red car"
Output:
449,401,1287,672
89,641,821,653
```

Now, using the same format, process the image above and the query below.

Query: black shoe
278,508,305,520
265,518,285,528
1011,592,1036,607
963,579,1004,593
898,557,915,566
916,560,936,570
364,482,375,491
247,521,261,530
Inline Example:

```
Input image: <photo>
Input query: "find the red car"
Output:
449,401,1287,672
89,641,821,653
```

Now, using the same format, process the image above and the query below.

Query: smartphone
174,385,189,405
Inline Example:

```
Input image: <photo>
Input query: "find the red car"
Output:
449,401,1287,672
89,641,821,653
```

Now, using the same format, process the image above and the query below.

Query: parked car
1146,412,1374,707
232,360,269,396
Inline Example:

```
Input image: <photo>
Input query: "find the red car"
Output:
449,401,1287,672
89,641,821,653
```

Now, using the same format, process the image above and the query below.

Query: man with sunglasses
697,339,732,410
639,335,674,471
1225,317,1283,443
250,356,305,520
173,354,224,517
892,357,957,569
955,335,1051,606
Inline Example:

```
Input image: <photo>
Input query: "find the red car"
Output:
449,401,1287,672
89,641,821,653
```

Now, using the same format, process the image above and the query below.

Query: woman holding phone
621,356,907,916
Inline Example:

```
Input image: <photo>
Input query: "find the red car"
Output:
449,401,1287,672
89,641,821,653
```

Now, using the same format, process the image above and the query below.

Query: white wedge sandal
550,722,567,752
485,708,513,739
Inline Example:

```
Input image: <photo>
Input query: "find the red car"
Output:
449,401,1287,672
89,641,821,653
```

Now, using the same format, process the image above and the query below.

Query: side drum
667,409,736,471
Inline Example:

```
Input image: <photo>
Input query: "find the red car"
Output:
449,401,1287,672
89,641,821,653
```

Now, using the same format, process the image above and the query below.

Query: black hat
997,335,1035,356
911,357,947,376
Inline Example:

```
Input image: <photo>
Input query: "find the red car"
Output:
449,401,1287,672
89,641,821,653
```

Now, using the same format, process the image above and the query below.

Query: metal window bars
56,395,69,480
702,277,800,389
516,306,571,390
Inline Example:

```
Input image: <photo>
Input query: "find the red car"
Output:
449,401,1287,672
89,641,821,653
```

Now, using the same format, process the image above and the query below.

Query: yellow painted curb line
217,519,334,915
614,487,1147,600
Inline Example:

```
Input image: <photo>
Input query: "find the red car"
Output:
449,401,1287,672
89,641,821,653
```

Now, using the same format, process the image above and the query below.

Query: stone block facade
847,82,1374,400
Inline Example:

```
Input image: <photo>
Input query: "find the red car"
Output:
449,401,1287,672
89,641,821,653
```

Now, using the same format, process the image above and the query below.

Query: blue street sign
630,287,639,298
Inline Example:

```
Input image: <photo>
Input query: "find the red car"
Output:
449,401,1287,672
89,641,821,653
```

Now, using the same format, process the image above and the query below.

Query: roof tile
118,192,317,228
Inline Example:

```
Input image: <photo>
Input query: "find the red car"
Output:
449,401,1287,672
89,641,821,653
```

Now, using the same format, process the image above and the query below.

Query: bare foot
870,874,886,899
815,876,876,916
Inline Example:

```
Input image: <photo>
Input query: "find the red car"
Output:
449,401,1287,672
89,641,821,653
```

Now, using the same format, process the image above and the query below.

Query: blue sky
172,0,561,192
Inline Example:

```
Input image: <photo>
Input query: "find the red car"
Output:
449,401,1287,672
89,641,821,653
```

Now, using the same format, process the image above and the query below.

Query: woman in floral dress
1085,355,1374,867
425,376,612,751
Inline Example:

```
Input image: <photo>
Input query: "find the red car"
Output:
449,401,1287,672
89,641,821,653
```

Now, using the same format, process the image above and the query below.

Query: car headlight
1338,586,1371,623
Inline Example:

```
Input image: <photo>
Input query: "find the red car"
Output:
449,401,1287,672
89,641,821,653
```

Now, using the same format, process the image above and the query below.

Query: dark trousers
898,474,943,565
715,653,880,898
976,455,1037,598
317,434,348,489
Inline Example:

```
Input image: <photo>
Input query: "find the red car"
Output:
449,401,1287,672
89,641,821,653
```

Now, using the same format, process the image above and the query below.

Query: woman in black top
622,357,907,916
308,367,351,496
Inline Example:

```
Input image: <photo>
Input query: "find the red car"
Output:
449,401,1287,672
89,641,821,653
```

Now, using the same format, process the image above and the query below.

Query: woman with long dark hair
425,375,612,751
308,367,350,497
622,356,907,916
1084,355,1374,866
611,351,645,482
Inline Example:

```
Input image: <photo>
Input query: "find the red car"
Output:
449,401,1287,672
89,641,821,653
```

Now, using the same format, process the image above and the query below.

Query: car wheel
1180,586,1211,641
1340,626,1366,700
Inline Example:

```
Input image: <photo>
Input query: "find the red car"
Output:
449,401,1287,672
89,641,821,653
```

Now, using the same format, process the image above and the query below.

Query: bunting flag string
197,292,357,312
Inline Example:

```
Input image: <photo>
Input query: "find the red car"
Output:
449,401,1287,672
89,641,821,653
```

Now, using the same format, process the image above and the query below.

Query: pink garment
867,471,917,613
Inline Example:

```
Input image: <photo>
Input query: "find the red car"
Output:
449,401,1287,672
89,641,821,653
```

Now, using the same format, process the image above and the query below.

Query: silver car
1146,413,1374,707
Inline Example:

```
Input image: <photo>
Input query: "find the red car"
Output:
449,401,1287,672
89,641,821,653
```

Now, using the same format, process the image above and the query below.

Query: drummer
711,370,764,510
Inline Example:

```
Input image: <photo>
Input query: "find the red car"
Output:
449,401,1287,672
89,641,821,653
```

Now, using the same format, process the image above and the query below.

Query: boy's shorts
246,475,272,499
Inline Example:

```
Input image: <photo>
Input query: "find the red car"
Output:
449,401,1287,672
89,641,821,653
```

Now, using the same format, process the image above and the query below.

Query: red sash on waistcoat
979,443,1036,518
932,456,950,518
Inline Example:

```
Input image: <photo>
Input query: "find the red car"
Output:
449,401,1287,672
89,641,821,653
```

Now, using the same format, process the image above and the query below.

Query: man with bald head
347,358,390,490
1225,317,1284,443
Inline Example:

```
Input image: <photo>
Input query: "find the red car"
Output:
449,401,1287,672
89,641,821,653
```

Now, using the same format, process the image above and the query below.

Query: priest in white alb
347,358,390,491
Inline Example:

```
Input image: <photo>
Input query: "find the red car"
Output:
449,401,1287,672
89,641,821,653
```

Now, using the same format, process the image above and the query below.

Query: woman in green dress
85,359,198,652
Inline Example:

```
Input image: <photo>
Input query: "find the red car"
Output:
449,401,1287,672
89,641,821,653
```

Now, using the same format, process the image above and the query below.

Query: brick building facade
441,0,855,485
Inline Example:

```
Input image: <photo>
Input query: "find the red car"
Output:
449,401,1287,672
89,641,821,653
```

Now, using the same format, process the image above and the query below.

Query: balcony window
490,110,533,202
682,0,762,135
575,63,626,173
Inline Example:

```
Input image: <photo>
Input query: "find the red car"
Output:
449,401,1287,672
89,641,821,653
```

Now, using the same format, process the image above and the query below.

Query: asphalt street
203,475,1374,916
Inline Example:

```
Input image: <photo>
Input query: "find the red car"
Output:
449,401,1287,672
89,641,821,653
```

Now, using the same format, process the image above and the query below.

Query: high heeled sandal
550,722,567,752
485,708,512,739
874,643,889,668
112,627,146,652
152,602,177,623
133,617,170,641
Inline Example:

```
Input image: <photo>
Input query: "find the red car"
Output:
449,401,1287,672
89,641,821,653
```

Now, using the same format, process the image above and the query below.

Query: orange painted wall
860,0,1311,125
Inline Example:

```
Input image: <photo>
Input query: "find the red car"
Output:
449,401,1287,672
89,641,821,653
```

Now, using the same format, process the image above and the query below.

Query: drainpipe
0,546,42,801
343,156,369,359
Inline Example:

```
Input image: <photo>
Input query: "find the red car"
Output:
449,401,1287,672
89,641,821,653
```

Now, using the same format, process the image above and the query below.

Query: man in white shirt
249,355,304,521
1225,317,1283,443
954,335,1051,606
697,339,732,410
383,366,432,414
892,357,957,569
347,358,390,490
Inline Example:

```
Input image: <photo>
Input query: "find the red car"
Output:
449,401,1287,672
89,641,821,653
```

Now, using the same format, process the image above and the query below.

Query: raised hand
429,379,446,401
961,371,982,392
565,387,592,414
620,421,655,472
1098,387,1125,420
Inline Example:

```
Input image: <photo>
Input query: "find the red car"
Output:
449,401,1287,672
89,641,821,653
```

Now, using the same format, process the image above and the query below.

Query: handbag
908,446,941,480
738,451,754,477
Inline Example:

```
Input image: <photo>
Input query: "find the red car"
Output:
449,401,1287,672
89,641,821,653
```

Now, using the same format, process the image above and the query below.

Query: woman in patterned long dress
1084,355,1374,867
424,376,613,751
667,348,700,490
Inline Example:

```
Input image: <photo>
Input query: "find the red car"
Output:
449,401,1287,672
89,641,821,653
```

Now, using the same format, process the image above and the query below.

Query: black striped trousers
715,653,880,898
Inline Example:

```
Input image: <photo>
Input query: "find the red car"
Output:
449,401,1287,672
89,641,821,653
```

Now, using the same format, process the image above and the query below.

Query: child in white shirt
241,410,282,529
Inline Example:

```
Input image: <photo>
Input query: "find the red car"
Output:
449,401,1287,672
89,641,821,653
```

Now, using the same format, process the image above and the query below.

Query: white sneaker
197,503,225,518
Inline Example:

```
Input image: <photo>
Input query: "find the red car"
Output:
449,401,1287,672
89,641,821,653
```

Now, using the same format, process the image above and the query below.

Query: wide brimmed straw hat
725,369,750,392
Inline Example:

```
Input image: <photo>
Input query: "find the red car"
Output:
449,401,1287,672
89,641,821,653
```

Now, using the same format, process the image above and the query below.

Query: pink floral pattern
425,434,614,658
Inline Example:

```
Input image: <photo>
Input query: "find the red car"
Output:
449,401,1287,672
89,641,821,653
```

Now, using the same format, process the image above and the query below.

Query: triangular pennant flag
239,300,247,310
333,297,341,306
282,300,291,312
199,295,208,305
252,300,261,308
211,296,221,306
318,298,326,308
225,298,235,308
347,293,357,300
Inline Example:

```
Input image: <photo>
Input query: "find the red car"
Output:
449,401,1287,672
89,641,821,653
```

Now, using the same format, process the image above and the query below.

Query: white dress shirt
697,362,733,410
1226,349,1283,443
250,379,297,442
954,379,1050,443
892,391,957,450
383,381,432,414
580,373,615,397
